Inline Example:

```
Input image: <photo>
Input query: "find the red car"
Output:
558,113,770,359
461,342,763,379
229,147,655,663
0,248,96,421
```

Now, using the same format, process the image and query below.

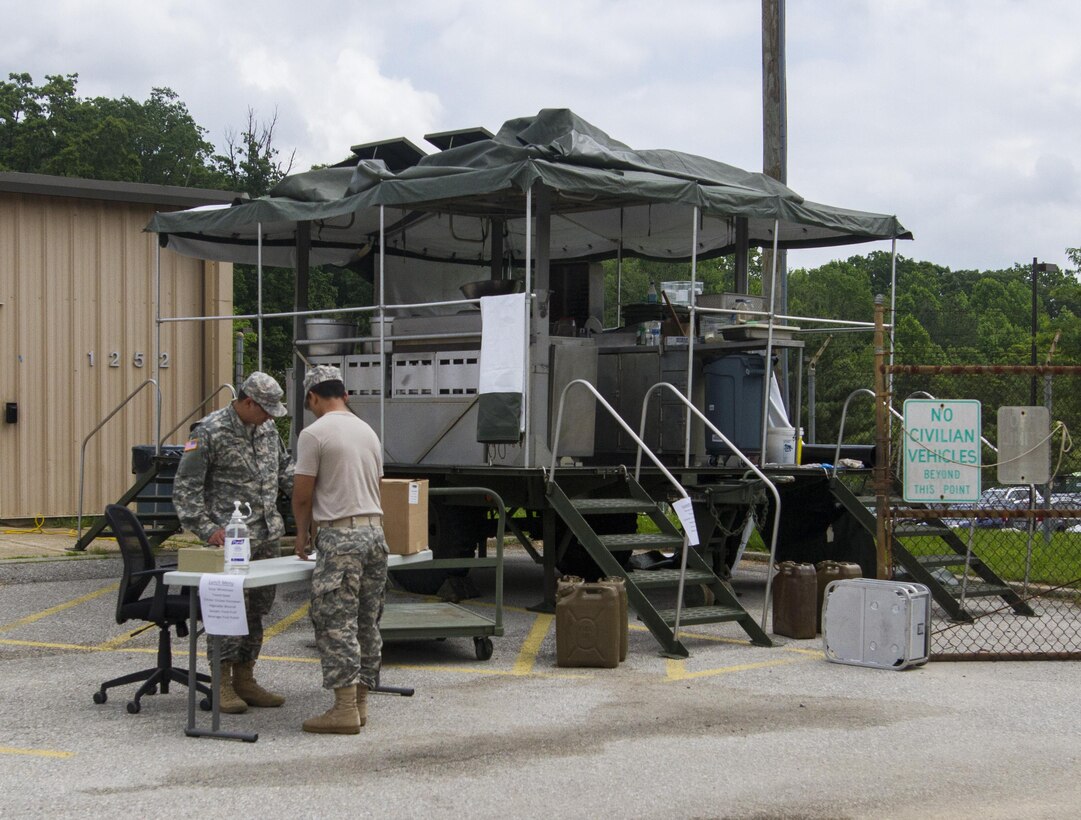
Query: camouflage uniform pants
310,525,389,690
210,537,278,664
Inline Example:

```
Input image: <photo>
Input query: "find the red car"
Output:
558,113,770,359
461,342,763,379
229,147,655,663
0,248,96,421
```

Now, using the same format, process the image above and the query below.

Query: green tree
0,73,220,186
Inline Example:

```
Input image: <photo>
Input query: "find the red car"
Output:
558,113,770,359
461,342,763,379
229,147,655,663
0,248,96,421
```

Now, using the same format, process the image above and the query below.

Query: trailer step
828,476,1036,620
598,533,684,551
627,568,717,588
914,554,985,570
546,476,772,655
953,582,1014,599
652,605,748,626
571,498,655,515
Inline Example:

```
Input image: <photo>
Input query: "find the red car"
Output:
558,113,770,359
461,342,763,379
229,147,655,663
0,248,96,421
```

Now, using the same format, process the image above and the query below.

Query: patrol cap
303,364,344,395
241,371,288,418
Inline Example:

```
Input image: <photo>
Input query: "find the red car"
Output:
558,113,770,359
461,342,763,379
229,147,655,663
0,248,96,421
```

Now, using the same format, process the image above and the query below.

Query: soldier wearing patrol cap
173,371,295,714
293,364,388,734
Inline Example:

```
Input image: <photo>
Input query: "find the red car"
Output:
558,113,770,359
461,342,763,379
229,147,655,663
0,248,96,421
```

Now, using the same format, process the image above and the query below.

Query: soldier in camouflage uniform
173,371,295,714
292,364,388,735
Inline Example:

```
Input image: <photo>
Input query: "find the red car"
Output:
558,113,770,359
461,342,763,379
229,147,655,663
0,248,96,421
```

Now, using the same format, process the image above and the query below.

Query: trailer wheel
391,502,486,595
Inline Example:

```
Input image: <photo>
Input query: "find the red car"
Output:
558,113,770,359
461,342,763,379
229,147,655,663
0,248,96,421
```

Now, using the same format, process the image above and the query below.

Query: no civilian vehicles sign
902,399,981,503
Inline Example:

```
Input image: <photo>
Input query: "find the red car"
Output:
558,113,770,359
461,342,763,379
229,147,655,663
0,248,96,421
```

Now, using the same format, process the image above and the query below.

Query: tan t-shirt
294,411,383,522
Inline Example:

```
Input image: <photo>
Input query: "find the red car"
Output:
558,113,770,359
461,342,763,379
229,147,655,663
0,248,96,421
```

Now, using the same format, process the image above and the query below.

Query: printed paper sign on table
198,574,248,636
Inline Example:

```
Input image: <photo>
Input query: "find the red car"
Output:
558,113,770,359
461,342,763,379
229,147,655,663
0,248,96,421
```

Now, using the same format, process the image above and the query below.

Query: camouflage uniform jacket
173,404,295,542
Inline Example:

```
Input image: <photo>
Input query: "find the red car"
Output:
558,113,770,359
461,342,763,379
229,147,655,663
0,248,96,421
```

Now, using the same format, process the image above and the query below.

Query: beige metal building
0,172,236,519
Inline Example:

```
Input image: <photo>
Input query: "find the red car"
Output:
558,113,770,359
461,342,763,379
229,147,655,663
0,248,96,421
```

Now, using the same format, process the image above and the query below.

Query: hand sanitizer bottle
224,500,252,574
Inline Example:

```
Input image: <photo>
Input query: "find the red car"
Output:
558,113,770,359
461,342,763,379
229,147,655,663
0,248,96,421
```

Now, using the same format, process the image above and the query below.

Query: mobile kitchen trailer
144,110,910,656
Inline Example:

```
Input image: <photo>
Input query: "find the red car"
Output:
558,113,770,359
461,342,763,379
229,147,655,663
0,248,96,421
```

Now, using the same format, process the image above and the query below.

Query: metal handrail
77,379,161,542
635,382,784,632
833,388,999,477
550,379,694,645
158,383,237,446
833,388,878,474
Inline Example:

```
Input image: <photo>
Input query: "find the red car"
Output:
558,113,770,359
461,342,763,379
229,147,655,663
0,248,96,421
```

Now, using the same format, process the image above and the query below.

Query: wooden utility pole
762,0,789,400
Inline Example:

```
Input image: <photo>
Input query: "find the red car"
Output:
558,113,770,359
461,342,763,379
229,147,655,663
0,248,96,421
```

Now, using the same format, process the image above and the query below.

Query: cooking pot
460,279,524,299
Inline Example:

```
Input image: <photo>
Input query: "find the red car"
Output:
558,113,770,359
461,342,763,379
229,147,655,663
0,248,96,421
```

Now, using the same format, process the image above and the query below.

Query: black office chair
92,504,212,714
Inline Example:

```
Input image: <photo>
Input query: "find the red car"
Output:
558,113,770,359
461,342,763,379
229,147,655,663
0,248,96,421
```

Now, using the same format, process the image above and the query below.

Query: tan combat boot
217,662,248,714
302,686,361,734
357,684,368,727
233,660,285,707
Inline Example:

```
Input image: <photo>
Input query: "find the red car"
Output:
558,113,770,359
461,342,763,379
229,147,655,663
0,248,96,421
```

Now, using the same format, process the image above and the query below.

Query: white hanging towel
477,292,528,443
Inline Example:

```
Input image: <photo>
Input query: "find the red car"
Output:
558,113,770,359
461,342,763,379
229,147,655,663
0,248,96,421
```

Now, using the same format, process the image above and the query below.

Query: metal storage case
822,579,931,670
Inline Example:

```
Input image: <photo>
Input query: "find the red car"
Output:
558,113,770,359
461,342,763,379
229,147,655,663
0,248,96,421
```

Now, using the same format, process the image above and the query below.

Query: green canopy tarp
149,108,910,266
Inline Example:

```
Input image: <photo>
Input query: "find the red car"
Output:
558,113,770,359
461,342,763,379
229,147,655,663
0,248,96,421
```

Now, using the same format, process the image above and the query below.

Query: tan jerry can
598,576,629,662
556,581,621,668
772,561,818,639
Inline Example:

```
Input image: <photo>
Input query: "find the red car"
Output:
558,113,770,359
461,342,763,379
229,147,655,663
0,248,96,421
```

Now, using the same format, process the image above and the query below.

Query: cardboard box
380,478,428,555
177,546,224,573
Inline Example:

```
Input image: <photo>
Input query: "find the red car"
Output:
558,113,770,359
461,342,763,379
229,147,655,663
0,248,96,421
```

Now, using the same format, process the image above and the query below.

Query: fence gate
875,356,1081,660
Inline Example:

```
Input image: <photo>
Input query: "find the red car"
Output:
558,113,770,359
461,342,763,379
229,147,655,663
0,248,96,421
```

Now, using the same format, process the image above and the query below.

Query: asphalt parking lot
2,545,1081,819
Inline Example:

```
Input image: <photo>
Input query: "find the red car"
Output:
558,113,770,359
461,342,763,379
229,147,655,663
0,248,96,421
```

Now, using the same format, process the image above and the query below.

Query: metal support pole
873,297,891,579
379,206,386,454
1031,256,1039,406
524,187,532,466
256,223,263,370
757,221,780,464
616,209,624,327
684,206,699,467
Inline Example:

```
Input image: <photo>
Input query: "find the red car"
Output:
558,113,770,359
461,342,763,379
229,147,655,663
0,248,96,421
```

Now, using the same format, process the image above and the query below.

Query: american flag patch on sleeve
183,439,198,452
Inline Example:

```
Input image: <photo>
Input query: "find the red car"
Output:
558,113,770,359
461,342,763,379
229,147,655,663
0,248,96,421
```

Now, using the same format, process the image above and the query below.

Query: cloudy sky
4,0,1079,272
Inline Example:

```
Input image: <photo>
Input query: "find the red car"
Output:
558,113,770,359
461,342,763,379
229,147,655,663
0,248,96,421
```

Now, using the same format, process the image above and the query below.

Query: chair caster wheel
93,691,107,705
126,701,141,714
200,698,212,712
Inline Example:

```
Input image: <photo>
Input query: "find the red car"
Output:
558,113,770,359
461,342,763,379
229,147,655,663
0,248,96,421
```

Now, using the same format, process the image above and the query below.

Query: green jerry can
556,578,621,668
815,561,863,633
772,562,818,639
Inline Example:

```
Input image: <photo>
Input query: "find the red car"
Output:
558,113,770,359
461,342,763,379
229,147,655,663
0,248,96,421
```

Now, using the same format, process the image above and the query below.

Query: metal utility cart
382,486,505,660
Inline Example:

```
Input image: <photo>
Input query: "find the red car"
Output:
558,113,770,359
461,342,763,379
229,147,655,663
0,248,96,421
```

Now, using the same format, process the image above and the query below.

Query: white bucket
766,426,797,464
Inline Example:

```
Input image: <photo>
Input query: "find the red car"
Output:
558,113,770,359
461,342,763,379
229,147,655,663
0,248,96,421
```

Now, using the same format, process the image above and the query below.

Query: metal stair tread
597,533,683,550
914,554,985,569
627,568,717,588
571,498,655,514
949,582,1013,598
651,605,748,625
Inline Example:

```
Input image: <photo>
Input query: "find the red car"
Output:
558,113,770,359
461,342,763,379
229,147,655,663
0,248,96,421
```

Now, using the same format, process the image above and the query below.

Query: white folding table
164,550,432,742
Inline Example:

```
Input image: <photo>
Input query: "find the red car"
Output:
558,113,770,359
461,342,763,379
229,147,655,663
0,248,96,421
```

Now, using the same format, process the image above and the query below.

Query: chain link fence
881,364,1081,659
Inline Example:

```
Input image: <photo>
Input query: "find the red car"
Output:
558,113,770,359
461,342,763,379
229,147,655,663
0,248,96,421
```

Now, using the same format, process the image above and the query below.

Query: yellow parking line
512,613,553,676
0,638,95,651
264,602,310,641
0,746,74,759
0,583,118,634
665,654,810,681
